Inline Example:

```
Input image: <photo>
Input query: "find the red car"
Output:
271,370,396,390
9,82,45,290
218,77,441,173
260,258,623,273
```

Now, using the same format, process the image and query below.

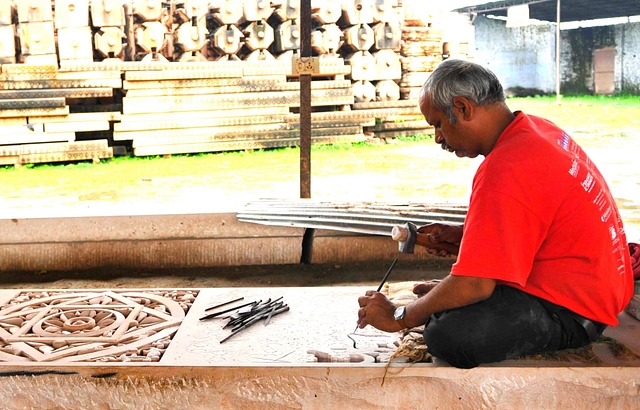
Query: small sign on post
291,55,320,75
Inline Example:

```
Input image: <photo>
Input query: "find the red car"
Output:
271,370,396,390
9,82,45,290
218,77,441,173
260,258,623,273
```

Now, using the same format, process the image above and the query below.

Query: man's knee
424,312,479,368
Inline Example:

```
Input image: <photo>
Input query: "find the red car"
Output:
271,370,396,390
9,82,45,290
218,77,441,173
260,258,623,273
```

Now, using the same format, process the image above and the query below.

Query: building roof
453,0,640,23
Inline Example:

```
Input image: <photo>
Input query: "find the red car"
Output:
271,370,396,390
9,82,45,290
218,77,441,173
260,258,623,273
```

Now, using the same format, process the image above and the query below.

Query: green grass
507,95,640,132
0,136,438,204
1,95,638,208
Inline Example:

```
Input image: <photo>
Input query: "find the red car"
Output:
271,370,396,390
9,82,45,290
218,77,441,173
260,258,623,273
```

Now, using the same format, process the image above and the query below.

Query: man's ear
452,97,474,121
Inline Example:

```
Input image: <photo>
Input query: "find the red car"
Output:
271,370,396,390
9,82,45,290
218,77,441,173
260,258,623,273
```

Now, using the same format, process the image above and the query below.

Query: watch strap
394,306,408,329
396,316,408,329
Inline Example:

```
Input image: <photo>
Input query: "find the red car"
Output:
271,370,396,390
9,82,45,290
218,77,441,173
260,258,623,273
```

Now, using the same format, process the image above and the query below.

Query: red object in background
629,243,640,280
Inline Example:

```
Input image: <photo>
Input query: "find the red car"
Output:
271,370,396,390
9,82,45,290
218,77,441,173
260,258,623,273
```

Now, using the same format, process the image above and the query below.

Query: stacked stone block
0,1,455,77
55,0,93,63
0,0,16,63
207,0,244,60
340,0,402,103
271,0,300,58
0,2,478,162
16,0,57,64
133,0,168,61
399,7,444,100
90,0,127,60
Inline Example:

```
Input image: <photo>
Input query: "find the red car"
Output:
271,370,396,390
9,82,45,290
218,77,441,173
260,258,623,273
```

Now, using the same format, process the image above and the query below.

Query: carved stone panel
0,290,197,363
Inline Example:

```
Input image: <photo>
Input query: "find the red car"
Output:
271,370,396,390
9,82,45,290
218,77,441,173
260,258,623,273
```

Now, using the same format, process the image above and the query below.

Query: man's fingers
357,307,368,328
426,248,451,257
358,291,377,307
413,280,442,297
413,282,428,294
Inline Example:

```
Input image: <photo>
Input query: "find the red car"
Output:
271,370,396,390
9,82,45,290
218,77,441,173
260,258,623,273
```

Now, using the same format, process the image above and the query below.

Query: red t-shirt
451,112,633,326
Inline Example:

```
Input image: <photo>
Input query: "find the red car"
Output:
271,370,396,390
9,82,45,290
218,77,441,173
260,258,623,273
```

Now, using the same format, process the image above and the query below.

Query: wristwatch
393,305,408,329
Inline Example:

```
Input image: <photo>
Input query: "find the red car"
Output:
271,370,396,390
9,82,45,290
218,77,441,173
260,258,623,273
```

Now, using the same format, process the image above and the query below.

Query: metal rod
123,3,135,61
556,0,561,102
204,296,244,312
264,305,277,326
351,258,400,343
231,302,284,331
456,0,552,15
225,298,283,329
221,306,290,343
199,301,257,321
375,258,398,293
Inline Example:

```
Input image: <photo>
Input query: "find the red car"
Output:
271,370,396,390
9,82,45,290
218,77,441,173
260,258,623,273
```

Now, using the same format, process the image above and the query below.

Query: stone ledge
0,213,439,271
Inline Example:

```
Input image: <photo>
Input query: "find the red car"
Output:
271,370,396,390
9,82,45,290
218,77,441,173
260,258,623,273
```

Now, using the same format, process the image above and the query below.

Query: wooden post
299,0,314,264
300,0,312,199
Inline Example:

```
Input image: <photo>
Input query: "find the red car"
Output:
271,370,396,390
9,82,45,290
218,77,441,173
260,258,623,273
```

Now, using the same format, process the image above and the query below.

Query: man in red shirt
357,59,634,368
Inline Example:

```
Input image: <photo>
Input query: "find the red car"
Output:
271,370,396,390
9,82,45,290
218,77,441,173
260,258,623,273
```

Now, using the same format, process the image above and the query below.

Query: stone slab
0,213,305,270
162,287,396,366
1,212,261,244
0,366,639,409
0,289,19,307
0,287,639,408
602,311,640,357
2,287,638,368
163,286,640,368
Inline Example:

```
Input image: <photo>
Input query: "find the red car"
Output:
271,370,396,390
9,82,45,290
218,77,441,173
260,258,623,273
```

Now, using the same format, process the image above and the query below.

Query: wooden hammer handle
414,232,459,256
392,225,460,255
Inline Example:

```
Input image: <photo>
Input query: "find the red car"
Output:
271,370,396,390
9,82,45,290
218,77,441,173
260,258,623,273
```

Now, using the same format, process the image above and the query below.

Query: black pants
424,285,607,369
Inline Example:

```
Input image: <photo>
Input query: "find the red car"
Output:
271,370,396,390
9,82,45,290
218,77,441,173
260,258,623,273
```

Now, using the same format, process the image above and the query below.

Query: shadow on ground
0,258,454,290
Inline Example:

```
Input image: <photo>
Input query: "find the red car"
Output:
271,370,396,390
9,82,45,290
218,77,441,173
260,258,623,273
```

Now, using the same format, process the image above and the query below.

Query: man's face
419,94,480,159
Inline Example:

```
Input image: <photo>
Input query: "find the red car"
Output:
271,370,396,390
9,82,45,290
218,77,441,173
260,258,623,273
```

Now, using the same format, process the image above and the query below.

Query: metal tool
200,296,289,343
204,296,244,312
349,257,398,348
198,300,257,321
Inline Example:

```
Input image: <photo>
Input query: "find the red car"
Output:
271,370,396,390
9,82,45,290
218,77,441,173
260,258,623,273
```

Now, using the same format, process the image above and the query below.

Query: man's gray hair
422,59,505,124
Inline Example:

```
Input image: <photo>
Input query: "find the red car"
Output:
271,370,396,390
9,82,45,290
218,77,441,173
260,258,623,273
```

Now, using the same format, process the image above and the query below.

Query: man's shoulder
492,113,567,160
507,112,563,136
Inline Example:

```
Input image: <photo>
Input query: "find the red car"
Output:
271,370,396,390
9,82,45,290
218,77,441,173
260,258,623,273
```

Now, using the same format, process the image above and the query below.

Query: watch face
394,306,406,320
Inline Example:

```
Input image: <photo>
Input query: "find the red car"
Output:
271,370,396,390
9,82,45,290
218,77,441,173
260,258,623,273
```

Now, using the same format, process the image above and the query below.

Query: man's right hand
417,223,463,256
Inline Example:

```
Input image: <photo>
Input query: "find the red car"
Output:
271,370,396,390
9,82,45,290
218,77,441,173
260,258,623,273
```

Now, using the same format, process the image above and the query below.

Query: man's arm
357,275,497,332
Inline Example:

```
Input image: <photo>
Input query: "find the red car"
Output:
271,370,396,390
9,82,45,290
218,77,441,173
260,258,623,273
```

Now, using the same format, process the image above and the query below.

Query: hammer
391,222,459,255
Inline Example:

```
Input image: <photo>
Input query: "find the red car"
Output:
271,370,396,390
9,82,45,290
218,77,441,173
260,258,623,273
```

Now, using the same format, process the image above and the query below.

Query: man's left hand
357,291,403,332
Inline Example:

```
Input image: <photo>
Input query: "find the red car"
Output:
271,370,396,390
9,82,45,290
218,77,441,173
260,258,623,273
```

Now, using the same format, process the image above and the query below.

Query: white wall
617,22,640,93
472,15,557,92
472,15,640,94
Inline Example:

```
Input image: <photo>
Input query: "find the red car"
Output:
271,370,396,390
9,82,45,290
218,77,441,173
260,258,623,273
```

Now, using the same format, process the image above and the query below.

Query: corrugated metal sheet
237,199,467,237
